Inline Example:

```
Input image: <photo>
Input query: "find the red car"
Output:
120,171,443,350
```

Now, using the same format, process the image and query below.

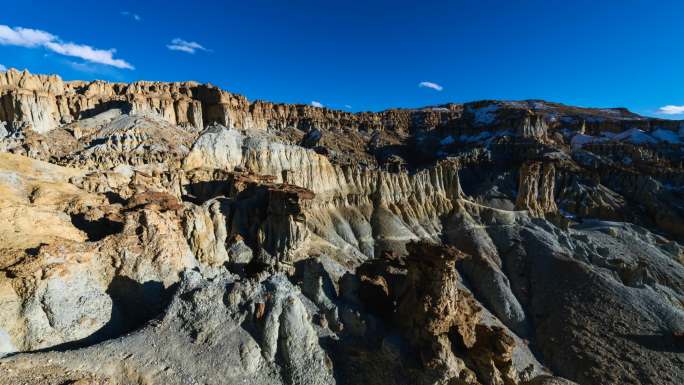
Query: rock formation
0,69,682,385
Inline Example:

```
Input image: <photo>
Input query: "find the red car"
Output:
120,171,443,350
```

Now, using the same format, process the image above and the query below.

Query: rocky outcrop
0,70,66,133
345,242,572,385
0,270,335,385
448,203,684,385
182,126,463,262
393,243,484,384
514,162,557,217
60,113,198,170
0,69,202,133
516,112,549,140
1,71,683,385
0,69,461,138
0,153,197,353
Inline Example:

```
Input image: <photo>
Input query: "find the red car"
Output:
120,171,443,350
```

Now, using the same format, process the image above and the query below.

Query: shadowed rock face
0,70,683,385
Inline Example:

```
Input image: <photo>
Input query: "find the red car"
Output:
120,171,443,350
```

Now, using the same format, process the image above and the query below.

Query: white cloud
0,64,6,71
0,24,133,69
45,42,132,69
344,104,352,109
167,38,209,54
0,25,54,47
657,105,684,115
311,101,324,108
419,81,444,91
121,11,142,21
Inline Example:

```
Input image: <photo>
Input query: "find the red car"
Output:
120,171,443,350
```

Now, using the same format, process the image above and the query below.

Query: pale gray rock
229,240,254,264
182,200,229,267
0,270,335,385
0,329,14,357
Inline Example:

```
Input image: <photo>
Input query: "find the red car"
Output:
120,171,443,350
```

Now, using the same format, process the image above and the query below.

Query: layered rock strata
0,69,682,385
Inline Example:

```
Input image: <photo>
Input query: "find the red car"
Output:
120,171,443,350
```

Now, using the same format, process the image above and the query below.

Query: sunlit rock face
0,70,682,385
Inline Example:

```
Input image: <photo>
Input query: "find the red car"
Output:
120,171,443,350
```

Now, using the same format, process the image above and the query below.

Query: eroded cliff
0,69,682,385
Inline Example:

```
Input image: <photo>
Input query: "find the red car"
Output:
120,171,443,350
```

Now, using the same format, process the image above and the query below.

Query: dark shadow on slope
70,213,124,241
319,322,422,385
106,276,174,333
182,181,234,204
77,100,132,120
104,191,127,205
17,278,175,355
620,333,684,353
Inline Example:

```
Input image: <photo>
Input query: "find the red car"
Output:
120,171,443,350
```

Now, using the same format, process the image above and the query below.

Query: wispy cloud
0,64,6,71
657,105,684,115
311,101,324,108
418,81,443,91
0,24,133,69
64,60,126,80
344,104,352,109
167,38,209,54
67,61,101,74
44,41,133,69
121,11,142,21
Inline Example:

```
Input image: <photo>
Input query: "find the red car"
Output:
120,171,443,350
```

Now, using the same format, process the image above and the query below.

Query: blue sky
1,0,683,117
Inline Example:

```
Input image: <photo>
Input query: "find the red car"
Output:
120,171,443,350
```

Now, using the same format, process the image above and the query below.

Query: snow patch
559,208,576,220
502,101,528,109
559,128,576,139
440,135,455,145
531,101,550,110
468,105,499,126
455,130,512,146
571,128,669,149
571,134,601,150
651,129,681,144
599,109,622,116
605,128,657,144
458,131,492,143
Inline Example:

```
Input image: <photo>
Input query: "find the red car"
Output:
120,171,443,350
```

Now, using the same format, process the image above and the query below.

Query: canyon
0,68,682,385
